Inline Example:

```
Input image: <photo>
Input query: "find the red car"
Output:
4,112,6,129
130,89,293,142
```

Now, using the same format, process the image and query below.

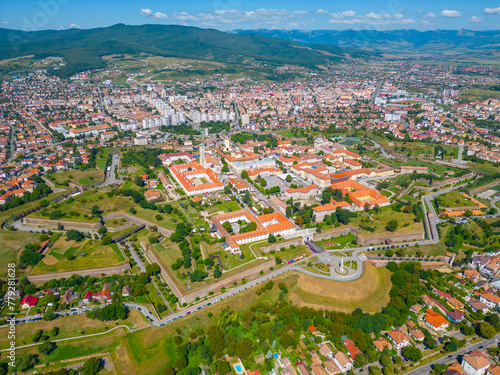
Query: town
0,52,499,375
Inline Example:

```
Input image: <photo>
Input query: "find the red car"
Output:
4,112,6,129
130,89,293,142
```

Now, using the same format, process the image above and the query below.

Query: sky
0,0,499,32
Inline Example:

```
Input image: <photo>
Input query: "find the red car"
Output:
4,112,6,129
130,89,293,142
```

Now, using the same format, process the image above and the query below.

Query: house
479,293,500,310
468,299,490,314
332,351,352,373
3,289,23,301
410,305,421,314
319,342,334,358
424,309,449,332
20,295,38,309
83,291,92,303
447,297,465,311
61,289,73,304
296,362,312,375
373,337,393,352
447,309,465,323
311,365,329,375
122,286,130,297
487,365,500,375
409,328,425,341
279,357,297,375
343,339,361,360
324,359,341,375
461,350,491,375
387,329,410,350
144,189,162,202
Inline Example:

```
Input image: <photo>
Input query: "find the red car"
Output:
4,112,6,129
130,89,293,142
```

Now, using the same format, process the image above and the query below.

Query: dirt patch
288,264,392,313
42,254,58,265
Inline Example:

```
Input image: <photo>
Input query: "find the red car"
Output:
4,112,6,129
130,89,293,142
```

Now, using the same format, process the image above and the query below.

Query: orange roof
424,309,449,328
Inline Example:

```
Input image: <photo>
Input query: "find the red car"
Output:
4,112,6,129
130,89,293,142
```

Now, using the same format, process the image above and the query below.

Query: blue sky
1,0,499,31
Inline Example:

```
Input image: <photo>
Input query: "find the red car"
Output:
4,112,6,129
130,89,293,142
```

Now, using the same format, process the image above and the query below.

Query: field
350,205,424,235
460,89,500,101
31,238,125,275
50,169,104,187
287,264,392,313
437,190,475,208
0,230,38,277
317,234,357,250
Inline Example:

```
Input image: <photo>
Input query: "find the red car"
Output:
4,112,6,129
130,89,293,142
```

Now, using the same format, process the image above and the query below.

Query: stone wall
28,263,131,283
102,211,173,237
313,226,424,247
23,217,102,231
357,231,425,246
260,238,304,253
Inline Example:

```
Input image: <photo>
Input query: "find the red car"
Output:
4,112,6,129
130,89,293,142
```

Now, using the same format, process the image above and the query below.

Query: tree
81,357,103,375
268,234,276,243
24,283,37,295
403,346,422,362
204,258,215,267
134,176,144,187
16,354,38,373
66,230,84,242
478,321,496,339
286,205,292,218
464,210,473,217
241,170,249,180
286,175,292,182
91,205,101,216
213,265,222,278
155,214,163,221
386,220,398,232
43,310,57,321
380,354,391,367
295,215,304,227
39,341,57,356
354,353,366,368
33,329,43,343
146,263,160,276
222,221,232,233
235,337,252,357
50,326,60,337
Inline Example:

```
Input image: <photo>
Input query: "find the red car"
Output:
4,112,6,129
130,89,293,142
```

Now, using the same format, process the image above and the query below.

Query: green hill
0,24,379,78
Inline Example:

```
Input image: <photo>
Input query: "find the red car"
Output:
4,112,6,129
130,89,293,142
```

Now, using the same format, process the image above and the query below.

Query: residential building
461,350,491,375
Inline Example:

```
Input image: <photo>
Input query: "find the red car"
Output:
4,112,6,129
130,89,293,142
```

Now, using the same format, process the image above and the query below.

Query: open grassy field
0,230,38,277
7,262,393,374
287,264,392,313
437,190,475,208
50,169,104,187
349,205,424,235
317,233,357,250
0,309,148,348
460,89,500,101
205,200,241,216
31,238,125,275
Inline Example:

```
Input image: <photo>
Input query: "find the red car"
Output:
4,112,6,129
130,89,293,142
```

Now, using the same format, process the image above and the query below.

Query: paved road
7,123,16,163
371,79,384,105
404,334,500,375
371,139,395,159
101,153,120,186
123,240,145,273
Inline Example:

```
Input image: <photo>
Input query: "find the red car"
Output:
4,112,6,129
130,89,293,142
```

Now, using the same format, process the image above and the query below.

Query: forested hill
0,24,379,78
230,29,500,52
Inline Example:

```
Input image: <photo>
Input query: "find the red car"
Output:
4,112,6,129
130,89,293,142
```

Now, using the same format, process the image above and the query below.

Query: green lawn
317,233,357,250
206,200,241,215
437,190,475,208
349,205,424,235
50,169,104,187
0,230,38,277
31,238,126,275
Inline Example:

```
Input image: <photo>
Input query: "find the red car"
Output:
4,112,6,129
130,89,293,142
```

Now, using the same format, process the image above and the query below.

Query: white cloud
153,12,168,20
58,25,65,30
484,7,500,14
441,10,462,18
140,8,153,17
316,9,328,15
468,16,482,23
69,23,80,28
329,12,414,26
172,12,198,21
1,21,10,24
330,10,356,19
179,9,309,27
424,12,436,18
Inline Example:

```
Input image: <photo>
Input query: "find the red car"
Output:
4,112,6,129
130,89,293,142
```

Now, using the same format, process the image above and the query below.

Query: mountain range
230,29,500,52
0,24,378,78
